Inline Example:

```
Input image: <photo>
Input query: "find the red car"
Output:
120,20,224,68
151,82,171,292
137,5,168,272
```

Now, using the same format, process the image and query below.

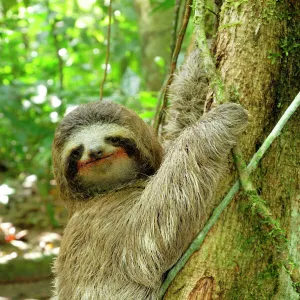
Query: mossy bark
164,1,300,299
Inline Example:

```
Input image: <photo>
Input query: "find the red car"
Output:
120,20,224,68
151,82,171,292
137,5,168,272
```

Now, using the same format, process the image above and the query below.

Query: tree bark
134,0,173,91
164,1,300,299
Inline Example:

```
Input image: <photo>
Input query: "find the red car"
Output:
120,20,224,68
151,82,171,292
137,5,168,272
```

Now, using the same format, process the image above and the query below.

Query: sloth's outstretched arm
122,103,248,288
163,50,208,143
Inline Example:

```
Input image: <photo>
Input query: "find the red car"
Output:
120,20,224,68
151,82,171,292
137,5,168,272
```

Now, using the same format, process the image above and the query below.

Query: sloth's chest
57,190,142,272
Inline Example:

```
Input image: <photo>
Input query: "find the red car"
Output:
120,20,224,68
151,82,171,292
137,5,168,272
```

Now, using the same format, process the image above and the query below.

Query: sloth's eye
71,148,82,159
107,136,121,144
111,137,119,143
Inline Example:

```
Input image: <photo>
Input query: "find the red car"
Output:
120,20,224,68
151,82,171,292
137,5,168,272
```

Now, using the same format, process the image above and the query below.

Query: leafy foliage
0,0,158,186
0,0,176,232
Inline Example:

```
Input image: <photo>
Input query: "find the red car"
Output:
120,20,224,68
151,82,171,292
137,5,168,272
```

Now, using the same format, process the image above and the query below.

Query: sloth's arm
122,103,248,288
163,50,208,143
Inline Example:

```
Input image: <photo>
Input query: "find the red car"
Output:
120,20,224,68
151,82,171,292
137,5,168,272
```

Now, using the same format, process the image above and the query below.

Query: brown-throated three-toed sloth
52,51,248,300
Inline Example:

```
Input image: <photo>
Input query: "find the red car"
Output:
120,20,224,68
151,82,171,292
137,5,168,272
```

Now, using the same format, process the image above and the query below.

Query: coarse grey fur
163,49,208,143
51,51,248,300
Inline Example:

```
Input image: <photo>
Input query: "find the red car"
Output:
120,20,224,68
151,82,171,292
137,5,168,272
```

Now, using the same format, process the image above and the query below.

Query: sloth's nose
88,146,103,159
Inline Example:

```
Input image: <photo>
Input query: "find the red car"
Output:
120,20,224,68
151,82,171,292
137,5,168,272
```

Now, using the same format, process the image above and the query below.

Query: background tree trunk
164,1,300,299
134,0,173,91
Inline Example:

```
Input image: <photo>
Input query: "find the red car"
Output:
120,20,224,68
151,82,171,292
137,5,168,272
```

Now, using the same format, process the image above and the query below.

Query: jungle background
0,0,182,298
0,0,299,299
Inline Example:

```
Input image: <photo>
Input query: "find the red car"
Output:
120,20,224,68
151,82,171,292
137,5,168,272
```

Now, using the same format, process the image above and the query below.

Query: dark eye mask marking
66,145,84,179
105,136,137,157
105,136,155,176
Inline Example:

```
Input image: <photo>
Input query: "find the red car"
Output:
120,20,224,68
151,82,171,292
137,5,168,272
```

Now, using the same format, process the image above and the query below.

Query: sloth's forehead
62,123,132,155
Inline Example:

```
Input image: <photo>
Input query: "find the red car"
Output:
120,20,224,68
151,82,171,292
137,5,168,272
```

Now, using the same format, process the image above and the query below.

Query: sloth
51,51,248,300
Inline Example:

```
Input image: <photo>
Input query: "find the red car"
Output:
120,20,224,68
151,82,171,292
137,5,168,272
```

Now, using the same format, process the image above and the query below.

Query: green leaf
1,0,17,14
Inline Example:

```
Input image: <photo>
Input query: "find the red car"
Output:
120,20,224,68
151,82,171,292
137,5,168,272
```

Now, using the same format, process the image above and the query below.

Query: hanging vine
154,0,193,133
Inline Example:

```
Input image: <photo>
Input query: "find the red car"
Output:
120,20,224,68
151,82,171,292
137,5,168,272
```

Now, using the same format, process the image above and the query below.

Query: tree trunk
164,1,300,299
134,0,173,91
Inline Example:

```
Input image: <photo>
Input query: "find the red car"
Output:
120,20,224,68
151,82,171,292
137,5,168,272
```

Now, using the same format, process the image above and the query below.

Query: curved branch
170,0,181,57
194,0,226,103
154,0,193,133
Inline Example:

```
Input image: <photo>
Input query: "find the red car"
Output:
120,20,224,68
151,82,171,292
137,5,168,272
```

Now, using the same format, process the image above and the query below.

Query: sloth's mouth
78,153,114,169
77,148,128,170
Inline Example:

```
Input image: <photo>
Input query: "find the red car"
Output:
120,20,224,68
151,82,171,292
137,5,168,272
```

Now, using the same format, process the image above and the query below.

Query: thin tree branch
100,0,113,101
151,0,182,128
206,7,217,16
158,91,300,299
194,0,226,103
154,0,193,133
170,0,181,58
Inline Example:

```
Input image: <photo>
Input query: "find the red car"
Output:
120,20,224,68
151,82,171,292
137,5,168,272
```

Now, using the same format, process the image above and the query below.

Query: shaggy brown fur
163,49,208,142
52,52,248,300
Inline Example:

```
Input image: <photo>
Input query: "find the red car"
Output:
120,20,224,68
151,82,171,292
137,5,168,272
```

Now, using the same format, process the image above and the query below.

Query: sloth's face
62,123,139,191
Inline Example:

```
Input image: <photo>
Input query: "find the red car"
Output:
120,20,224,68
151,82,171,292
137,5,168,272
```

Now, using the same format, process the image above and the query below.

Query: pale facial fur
62,123,138,191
